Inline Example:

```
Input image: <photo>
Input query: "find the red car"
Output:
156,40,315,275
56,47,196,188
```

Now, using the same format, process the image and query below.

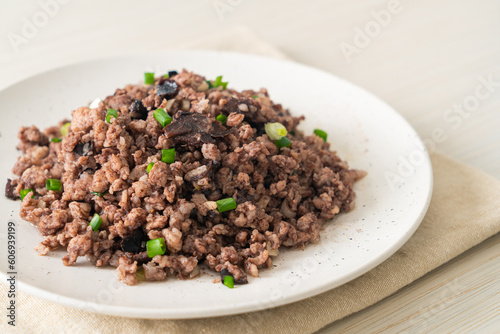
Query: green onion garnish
216,114,227,124
144,72,155,85
314,129,328,142
206,80,213,89
147,238,167,258
46,179,62,191
274,136,291,148
163,73,169,78
60,122,71,136
106,109,118,123
20,188,33,200
146,162,155,173
212,76,228,90
153,108,172,128
265,122,288,141
252,95,258,99
89,213,102,232
161,148,175,164
223,275,234,289
90,191,106,197
216,197,237,213
51,138,62,143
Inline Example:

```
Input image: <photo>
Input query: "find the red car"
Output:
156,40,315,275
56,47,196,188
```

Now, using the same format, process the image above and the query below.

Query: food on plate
5,70,365,286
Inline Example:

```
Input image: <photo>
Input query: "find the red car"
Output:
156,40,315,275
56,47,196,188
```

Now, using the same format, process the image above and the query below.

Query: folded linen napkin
1,27,499,334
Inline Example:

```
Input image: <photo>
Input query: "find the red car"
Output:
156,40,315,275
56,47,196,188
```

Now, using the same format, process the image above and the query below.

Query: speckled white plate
0,51,432,319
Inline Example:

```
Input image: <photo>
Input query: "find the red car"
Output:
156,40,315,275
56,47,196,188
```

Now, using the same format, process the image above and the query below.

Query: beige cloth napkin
2,28,500,334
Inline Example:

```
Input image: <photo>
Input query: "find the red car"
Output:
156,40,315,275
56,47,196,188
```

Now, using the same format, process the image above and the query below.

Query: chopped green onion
206,80,213,89
46,179,61,191
252,95,259,99
106,109,118,123
216,197,237,213
223,275,234,289
161,148,175,164
147,238,167,258
20,188,34,200
144,72,155,85
153,108,172,127
60,122,71,136
274,136,291,148
135,267,146,281
212,76,228,90
90,191,106,197
314,129,328,142
163,73,169,78
265,122,288,141
213,76,222,86
146,162,155,173
89,213,102,232
51,138,62,143
216,114,227,124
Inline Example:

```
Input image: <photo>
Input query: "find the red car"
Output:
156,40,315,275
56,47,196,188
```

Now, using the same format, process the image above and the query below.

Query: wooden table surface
1,0,499,332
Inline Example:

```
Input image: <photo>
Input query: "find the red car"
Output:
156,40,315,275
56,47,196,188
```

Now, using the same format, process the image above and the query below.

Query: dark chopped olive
264,175,273,188
220,268,247,285
168,70,178,77
164,111,229,146
73,141,93,156
235,189,255,204
221,97,263,123
156,80,178,99
220,268,230,283
208,160,220,179
189,207,199,220
129,99,148,120
206,210,217,220
5,179,17,200
128,251,150,264
121,228,148,253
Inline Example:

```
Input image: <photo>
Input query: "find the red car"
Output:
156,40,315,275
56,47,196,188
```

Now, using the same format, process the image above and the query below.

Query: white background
1,0,499,332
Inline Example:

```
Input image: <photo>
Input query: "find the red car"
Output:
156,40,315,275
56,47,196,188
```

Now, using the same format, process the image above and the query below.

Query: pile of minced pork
6,70,365,287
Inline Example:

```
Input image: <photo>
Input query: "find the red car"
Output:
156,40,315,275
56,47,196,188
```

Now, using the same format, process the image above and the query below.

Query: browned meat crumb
6,69,365,286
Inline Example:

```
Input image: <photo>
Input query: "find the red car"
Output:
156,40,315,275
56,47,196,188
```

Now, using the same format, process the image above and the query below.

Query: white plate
0,51,432,319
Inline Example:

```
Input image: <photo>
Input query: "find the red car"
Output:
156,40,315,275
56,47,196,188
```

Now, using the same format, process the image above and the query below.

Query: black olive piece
129,99,148,120
220,268,231,286
73,141,93,156
121,228,148,253
189,207,199,220
128,251,149,264
263,175,274,188
221,97,263,124
156,80,178,99
168,71,178,77
206,210,217,221
164,111,230,147
220,268,248,285
235,189,255,204
5,179,17,200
